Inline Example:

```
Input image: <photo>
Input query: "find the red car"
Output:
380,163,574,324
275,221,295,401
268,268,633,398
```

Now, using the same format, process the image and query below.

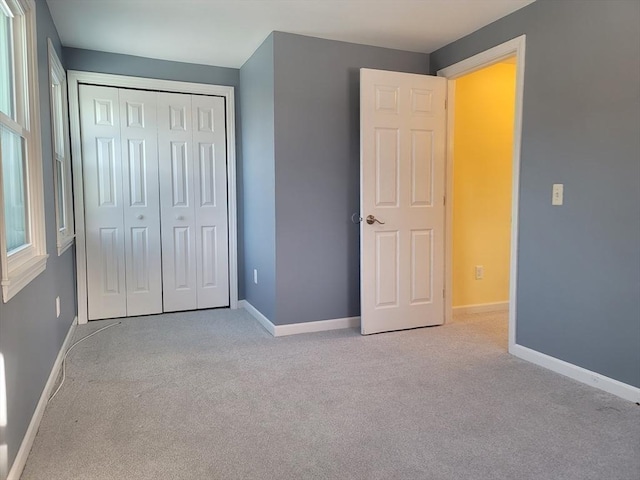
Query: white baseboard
240,300,360,337
453,301,509,315
510,344,640,403
275,316,360,336
7,317,78,480
239,300,276,336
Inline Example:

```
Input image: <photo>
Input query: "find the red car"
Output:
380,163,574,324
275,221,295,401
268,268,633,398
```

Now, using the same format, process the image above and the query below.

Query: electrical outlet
475,265,484,280
253,269,258,284
56,296,61,318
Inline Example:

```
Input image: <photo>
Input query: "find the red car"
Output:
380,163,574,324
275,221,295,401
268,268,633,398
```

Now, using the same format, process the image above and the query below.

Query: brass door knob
366,215,385,225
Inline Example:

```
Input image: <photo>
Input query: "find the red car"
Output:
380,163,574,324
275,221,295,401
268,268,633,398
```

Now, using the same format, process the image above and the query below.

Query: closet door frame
68,71,238,324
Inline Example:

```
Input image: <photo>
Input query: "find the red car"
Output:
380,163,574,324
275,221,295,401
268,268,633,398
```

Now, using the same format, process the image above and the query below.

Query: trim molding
275,316,360,336
240,300,360,337
68,71,239,324
510,344,640,403
7,316,78,480
452,301,509,315
0,0,48,304
239,300,275,336
438,34,526,353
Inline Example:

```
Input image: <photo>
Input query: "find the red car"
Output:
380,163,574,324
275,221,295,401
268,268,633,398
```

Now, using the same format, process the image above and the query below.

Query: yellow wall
452,61,516,307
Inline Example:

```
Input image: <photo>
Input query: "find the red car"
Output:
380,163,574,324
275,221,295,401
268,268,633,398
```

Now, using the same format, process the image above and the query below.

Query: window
0,0,47,302
48,39,74,255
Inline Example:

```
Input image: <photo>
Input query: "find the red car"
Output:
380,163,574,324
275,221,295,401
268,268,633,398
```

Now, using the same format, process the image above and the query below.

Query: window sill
1,253,49,302
57,235,75,256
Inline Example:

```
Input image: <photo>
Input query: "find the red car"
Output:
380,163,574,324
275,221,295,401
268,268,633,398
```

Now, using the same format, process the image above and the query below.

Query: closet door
192,95,229,308
81,85,163,320
158,93,198,312
80,85,127,319
158,93,229,312
119,89,163,316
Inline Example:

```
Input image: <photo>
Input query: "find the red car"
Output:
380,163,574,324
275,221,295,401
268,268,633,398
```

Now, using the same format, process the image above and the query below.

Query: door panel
410,229,433,304
130,227,150,291
158,92,197,312
411,130,433,205
80,85,127,320
119,89,162,316
99,227,121,294
375,230,399,307
96,137,117,206
170,142,189,206
360,69,446,334
192,95,229,308
375,128,400,207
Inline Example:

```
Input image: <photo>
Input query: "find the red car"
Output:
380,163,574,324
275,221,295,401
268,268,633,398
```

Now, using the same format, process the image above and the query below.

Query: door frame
437,35,526,351
68,71,239,324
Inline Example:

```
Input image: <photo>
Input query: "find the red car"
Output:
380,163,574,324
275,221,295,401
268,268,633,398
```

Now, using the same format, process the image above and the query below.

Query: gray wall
0,0,76,472
239,35,277,319
63,47,239,87
271,32,430,325
63,47,247,299
431,0,640,387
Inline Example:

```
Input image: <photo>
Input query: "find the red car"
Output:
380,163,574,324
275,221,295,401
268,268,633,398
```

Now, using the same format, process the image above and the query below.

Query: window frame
0,0,47,302
48,38,74,255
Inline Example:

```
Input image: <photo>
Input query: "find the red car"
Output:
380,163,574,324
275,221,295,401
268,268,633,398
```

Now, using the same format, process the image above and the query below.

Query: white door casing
437,35,526,350
360,68,447,335
69,71,238,325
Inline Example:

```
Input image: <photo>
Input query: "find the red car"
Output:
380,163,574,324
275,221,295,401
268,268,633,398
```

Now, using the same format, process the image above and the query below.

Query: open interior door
360,68,446,335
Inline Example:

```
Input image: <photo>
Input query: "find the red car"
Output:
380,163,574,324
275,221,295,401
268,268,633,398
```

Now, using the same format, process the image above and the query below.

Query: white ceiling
46,0,535,69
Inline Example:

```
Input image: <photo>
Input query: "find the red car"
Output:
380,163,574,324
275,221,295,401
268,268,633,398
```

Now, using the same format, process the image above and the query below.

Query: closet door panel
158,93,197,312
119,89,162,316
80,85,127,320
192,95,229,308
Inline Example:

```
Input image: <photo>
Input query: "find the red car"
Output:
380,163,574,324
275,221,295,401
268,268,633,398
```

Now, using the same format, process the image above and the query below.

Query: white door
158,92,229,312
81,86,229,318
119,88,163,317
158,92,197,312
360,68,446,334
80,85,163,319
80,85,127,320
191,95,229,308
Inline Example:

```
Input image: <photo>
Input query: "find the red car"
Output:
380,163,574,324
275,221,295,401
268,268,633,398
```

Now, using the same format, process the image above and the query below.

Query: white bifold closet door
80,85,229,320
80,85,163,320
157,93,229,312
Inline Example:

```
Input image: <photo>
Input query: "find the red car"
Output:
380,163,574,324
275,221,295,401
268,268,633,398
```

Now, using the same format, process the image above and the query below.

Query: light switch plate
552,183,564,206
475,265,484,280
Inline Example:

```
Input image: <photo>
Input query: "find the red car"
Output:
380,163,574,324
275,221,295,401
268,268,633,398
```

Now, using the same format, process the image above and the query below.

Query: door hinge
443,289,445,298
443,196,446,206
445,98,448,109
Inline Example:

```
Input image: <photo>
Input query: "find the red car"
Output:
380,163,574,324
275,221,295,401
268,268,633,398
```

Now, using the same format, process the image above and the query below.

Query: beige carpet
20,308,640,479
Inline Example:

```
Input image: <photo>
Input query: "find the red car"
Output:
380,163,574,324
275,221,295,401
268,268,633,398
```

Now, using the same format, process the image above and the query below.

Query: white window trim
47,38,74,255
0,0,48,302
